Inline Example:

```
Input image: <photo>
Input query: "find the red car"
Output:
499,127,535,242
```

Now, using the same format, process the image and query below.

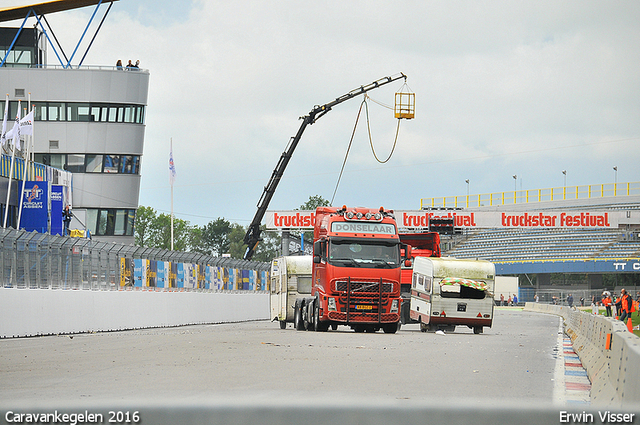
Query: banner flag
5,109,33,142
8,105,21,151
169,141,176,185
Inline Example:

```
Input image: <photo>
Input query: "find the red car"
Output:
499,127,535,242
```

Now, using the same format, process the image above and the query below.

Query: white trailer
270,256,313,329
409,257,495,334
494,276,519,305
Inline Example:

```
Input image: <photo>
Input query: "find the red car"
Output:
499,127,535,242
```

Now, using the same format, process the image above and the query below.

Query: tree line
133,195,329,262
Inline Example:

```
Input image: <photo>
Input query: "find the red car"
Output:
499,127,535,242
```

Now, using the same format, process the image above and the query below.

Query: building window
66,154,85,173
4,101,145,124
34,154,140,175
120,155,139,174
104,155,119,173
86,208,135,236
85,154,103,173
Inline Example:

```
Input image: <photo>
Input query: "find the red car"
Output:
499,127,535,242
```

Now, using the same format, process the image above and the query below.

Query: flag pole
17,95,32,230
170,138,174,251
3,100,20,228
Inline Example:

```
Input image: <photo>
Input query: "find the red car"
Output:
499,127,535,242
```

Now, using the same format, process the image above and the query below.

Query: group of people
595,289,639,322
498,293,518,306
116,59,140,70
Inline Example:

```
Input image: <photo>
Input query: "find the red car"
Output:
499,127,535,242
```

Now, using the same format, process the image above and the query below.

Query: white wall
0,288,269,338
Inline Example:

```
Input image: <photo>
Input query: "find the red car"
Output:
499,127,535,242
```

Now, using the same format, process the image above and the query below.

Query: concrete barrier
525,302,640,407
0,288,270,338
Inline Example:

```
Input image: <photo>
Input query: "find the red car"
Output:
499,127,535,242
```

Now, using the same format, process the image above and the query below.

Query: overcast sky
6,1,640,227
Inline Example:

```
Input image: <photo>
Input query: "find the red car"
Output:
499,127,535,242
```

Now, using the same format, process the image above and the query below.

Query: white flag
0,95,8,147
169,143,177,185
7,102,21,151
5,109,32,141
18,109,33,136
11,112,20,151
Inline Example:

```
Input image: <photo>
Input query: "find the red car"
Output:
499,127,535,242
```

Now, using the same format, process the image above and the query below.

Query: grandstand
446,228,639,262
421,182,640,302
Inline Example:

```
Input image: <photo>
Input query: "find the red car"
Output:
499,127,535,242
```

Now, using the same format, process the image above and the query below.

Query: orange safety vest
603,297,612,306
620,293,632,313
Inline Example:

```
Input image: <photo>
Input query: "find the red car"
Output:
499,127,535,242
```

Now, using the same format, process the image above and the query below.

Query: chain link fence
0,228,270,291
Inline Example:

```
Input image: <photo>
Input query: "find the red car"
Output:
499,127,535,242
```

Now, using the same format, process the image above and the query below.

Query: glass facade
86,208,135,236
34,154,140,175
2,101,145,124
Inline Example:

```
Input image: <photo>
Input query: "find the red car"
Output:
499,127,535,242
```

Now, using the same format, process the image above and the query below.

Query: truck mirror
314,255,321,264
404,259,412,268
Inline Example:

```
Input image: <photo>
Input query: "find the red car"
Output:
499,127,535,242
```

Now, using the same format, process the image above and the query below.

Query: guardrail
0,228,269,291
421,181,640,209
524,302,640,407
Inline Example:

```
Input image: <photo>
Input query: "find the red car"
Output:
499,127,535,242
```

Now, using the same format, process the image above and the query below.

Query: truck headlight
391,299,399,313
328,297,337,311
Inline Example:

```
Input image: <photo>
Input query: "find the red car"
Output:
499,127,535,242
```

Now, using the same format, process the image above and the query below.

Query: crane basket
394,86,415,119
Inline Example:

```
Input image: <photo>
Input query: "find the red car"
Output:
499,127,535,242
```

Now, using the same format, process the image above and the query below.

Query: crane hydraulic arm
243,73,407,260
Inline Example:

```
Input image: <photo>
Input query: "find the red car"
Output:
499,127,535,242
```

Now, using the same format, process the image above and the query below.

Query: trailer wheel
473,326,483,334
420,323,429,332
279,321,286,329
294,300,304,331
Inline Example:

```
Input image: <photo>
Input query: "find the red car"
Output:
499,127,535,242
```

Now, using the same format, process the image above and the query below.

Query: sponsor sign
266,210,637,230
21,182,48,233
50,185,64,236
266,211,315,229
396,210,619,229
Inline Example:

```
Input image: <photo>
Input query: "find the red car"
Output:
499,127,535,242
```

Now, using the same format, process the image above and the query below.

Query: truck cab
300,206,402,333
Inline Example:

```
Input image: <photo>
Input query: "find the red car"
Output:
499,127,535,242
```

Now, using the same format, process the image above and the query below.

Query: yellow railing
420,182,640,209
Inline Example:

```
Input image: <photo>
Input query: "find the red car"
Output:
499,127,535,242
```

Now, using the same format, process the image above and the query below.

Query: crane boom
243,73,407,260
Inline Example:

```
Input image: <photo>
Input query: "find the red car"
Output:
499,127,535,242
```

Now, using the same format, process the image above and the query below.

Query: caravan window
440,282,486,299
297,276,312,294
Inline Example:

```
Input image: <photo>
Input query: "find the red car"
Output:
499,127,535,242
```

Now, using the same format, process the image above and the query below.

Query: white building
0,3,149,244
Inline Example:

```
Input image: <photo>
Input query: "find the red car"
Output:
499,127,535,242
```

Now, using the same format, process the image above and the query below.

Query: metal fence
421,181,640,209
0,228,269,291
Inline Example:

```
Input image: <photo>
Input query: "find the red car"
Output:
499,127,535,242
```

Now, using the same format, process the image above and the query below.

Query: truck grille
327,312,400,323
334,280,394,293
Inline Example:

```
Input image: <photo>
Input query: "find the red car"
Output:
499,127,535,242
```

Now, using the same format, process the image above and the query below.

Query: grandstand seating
445,228,640,262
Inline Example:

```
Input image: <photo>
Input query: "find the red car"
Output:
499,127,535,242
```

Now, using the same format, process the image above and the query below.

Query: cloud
5,0,638,225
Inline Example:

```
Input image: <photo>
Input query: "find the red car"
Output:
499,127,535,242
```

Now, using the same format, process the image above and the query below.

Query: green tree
150,213,192,251
197,218,232,256
134,206,157,247
252,226,281,262
299,194,330,211
228,223,248,259
295,194,330,245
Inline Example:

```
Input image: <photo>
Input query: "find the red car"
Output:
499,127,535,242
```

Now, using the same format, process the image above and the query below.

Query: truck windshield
328,238,400,268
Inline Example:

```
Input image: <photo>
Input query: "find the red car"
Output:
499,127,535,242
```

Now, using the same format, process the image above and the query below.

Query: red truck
294,206,404,333
399,232,441,325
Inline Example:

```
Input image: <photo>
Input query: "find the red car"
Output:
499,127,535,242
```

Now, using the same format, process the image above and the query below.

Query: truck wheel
304,300,315,331
279,321,286,329
294,300,304,331
382,323,398,334
314,302,328,332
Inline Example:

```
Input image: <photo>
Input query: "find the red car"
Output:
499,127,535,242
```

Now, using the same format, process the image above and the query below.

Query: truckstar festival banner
265,210,639,230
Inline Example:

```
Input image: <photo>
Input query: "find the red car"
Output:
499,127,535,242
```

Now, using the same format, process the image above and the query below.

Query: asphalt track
0,309,563,406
